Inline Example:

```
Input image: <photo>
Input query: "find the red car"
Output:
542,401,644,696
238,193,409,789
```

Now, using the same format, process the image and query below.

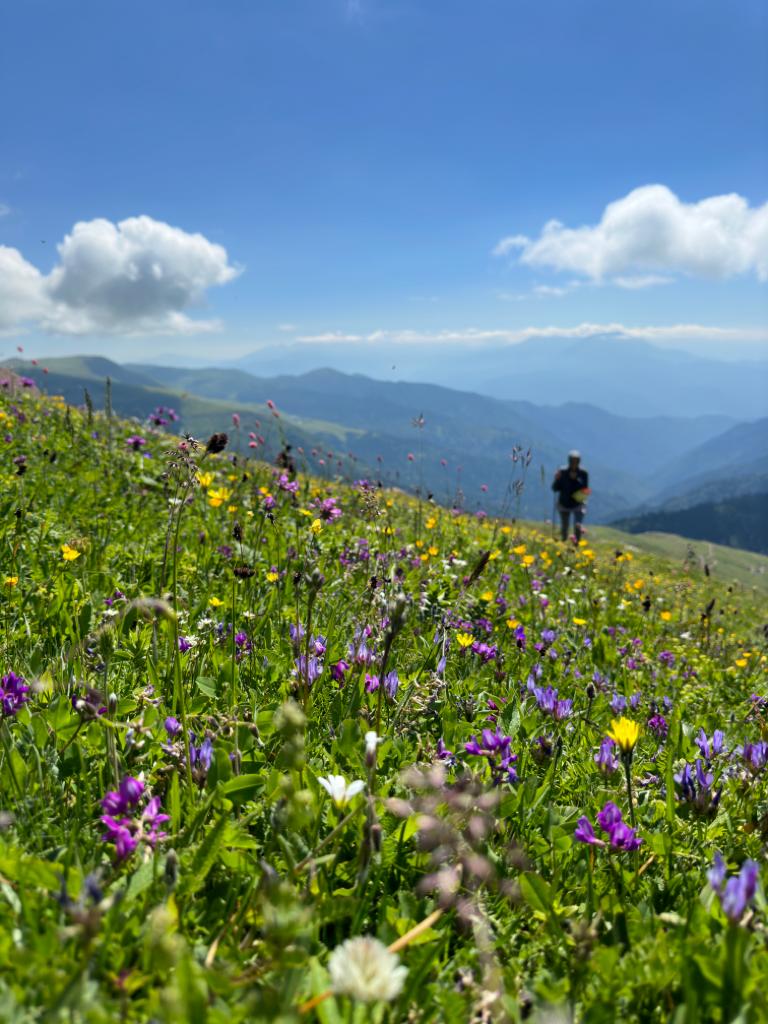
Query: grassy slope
588,524,768,593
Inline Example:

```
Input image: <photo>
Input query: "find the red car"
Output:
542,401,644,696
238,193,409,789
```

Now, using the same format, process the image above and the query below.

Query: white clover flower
317,774,365,808
328,936,407,1003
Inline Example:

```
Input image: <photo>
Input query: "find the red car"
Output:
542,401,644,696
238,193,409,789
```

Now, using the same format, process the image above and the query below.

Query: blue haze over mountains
4,336,767,549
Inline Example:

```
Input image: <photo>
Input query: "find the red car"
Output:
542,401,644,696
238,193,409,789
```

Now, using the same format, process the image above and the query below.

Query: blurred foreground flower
61,544,81,561
328,936,407,1003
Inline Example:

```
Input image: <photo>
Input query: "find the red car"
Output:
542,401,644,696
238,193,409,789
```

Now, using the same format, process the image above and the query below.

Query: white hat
568,449,581,459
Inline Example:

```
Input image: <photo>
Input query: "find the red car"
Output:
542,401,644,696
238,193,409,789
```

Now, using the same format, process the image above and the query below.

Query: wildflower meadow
1,379,767,1023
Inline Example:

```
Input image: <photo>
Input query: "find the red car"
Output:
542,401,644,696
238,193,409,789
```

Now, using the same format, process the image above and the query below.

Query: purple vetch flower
383,670,400,698
574,816,605,846
101,776,145,816
596,801,623,832
330,659,350,684
164,716,182,737
0,671,30,716
709,853,760,924
178,636,194,653
464,726,518,784
125,435,146,451
658,650,676,667
294,654,323,688
576,801,642,852
190,735,214,784
312,635,327,657
647,714,668,739
610,693,627,716
99,775,168,862
436,738,456,766
471,641,498,663
594,737,619,775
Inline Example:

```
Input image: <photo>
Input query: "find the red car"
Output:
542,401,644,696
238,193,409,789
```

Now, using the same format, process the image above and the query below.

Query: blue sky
0,0,766,365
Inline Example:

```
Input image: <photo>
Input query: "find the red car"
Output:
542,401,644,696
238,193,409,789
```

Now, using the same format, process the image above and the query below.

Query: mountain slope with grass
1,381,767,1021
7,356,757,531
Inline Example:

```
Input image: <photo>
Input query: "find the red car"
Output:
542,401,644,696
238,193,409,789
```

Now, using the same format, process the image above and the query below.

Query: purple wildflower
0,671,29,716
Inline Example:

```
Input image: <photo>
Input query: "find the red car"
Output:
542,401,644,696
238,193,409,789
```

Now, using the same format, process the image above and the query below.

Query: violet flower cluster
464,727,518,784
100,776,169,862
575,801,642,851
1,671,29,717
708,853,760,924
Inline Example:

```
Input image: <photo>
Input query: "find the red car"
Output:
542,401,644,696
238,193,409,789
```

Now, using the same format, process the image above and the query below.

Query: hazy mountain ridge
231,335,768,419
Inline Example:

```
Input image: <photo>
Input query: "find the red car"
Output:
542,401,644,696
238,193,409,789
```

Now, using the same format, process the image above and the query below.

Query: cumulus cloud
494,185,768,283
0,215,240,335
0,247,47,331
295,322,768,347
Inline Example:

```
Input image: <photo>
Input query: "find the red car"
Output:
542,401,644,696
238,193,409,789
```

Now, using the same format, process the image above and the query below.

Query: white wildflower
317,774,365,808
328,936,407,1003
364,731,381,758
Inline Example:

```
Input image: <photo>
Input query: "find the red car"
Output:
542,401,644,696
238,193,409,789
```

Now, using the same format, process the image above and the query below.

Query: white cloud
0,215,240,335
0,247,47,330
612,274,673,290
278,322,298,332
495,185,768,283
295,322,768,347
533,284,571,298
0,203,10,217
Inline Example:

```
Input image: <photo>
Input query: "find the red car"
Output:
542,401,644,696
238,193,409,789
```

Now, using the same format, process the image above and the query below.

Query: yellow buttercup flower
607,717,640,754
513,544,527,555
660,611,672,621
456,632,474,648
480,590,494,603
522,554,535,567
5,576,18,586
572,617,587,626
310,519,323,534
197,471,214,488
61,544,81,561
209,596,224,608
266,571,279,583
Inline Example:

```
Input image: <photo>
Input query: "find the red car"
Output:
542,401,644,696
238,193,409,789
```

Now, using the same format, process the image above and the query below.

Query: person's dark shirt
552,467,588,508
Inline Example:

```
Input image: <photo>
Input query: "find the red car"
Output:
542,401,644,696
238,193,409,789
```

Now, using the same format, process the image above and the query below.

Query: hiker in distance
552,450,590,542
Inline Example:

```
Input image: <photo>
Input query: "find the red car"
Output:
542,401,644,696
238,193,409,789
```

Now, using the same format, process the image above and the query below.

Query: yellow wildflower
513,544,527,555
61,544,81,561
207,486,231,508
428,545,439,556
310,519,323,534
572,617,587,626
197,471,214,488
456,632,474,649
607,717,640,754
660,611,672,622
209,596,224,608
5,576,18,586
522,554,535,567
266,571,279,583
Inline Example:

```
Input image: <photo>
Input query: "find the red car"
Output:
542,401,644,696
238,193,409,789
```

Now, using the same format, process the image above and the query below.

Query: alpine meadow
0,376,767,1021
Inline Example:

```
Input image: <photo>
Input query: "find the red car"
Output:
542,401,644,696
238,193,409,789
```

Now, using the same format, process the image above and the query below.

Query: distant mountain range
231,335,768,420
3,353,767,551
